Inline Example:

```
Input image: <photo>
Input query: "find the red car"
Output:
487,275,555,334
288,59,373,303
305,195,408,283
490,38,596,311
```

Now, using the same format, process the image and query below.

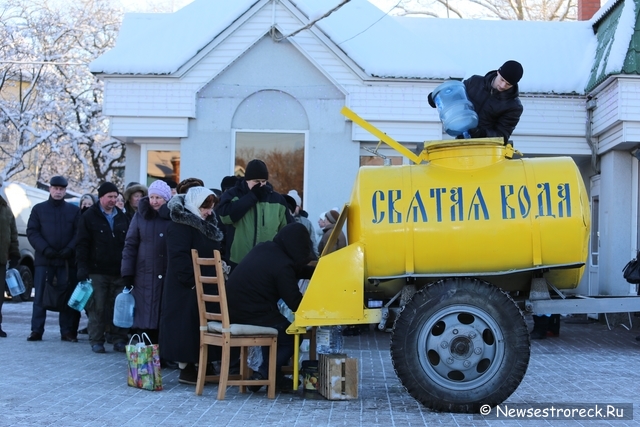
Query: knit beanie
287,190,302,207
98,182,119,198
498,60,523,86
244,159,269,181
325,210,339,224
220,175,238,192
184,186,213,217
283,194,297,213
176,177,204,195
148,180,172,201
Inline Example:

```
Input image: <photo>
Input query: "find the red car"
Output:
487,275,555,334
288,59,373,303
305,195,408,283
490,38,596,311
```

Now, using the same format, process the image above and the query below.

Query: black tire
390,278,530,413
16,265,34,302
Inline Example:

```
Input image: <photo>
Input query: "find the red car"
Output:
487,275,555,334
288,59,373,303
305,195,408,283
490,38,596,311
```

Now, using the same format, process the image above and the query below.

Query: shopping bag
126,333,163,391
42,275,72,312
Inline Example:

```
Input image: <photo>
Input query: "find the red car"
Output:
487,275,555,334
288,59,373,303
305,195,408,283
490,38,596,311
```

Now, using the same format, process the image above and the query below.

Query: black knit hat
244,159,269,181
283,194,297,213
220,175,238,192
498,60,523,86
98,182,119,198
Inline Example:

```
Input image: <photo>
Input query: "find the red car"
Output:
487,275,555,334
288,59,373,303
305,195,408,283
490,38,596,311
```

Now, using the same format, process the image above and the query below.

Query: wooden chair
191,249,278,399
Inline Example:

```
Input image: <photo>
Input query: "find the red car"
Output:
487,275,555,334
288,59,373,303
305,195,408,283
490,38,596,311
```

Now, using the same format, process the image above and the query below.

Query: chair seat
207,321,278,336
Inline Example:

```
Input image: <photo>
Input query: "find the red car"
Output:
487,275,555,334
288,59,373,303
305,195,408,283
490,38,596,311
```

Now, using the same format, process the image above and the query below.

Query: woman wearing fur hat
216,159,292,269
123,182,148,221
120,180,173,344
317,209,346,256
159,186,224,385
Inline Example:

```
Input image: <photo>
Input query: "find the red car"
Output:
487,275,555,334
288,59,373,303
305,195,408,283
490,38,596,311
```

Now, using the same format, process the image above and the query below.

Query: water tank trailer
288,106,593,413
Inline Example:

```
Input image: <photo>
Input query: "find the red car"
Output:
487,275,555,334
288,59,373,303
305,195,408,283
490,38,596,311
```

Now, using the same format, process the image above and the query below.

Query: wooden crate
318,354,358,400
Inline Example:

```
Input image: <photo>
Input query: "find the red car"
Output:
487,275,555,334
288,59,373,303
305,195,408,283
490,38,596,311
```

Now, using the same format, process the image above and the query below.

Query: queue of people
1,161,337,393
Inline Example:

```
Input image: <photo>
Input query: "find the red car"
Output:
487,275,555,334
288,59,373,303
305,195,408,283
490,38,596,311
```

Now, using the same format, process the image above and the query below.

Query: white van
1,181,49,301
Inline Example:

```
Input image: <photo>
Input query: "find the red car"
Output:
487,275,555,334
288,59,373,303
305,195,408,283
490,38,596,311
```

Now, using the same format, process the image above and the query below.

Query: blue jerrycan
5,268,25,297
67,279,93,312
431,80,478,137
113,287,135,328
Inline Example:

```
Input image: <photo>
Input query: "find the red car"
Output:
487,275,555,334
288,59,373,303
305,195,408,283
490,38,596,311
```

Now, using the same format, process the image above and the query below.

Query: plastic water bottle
5,268,25,297
113,287,135,328
431,80,478,137
67,279,93,311
316,326,343,354
330,326,344,354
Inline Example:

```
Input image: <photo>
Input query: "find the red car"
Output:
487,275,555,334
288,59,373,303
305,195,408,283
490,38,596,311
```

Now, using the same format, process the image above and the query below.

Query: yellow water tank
348,140,590,291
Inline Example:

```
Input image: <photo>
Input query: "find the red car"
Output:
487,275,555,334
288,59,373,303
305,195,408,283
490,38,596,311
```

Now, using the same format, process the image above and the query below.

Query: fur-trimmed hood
168,194,223,241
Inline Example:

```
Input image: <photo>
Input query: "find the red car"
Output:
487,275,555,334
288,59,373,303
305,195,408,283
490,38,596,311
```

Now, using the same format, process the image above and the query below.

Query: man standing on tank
429,60,524,144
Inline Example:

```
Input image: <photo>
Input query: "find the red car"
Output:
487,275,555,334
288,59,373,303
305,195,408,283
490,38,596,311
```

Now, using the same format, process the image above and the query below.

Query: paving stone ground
0,298,638,426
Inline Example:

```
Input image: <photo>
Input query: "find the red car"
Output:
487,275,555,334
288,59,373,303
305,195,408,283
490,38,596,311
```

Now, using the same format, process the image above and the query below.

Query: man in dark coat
226,222,315,391
76,182,130,354
0,177,20,337
26,176,81,342
429,60,524,144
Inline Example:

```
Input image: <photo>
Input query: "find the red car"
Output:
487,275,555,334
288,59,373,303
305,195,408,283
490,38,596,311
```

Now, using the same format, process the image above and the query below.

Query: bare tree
0,0,123,191
388,0,576,21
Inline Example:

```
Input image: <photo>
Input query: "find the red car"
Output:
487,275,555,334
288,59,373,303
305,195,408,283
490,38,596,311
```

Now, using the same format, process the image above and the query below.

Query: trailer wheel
390,278,530,413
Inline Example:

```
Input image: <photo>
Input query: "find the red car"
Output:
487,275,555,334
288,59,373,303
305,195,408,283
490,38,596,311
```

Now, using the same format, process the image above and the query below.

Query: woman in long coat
120,180,173,344
159,186,224,385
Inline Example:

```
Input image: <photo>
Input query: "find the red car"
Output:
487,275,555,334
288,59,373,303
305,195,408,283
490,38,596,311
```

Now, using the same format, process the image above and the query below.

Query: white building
91,0,640,301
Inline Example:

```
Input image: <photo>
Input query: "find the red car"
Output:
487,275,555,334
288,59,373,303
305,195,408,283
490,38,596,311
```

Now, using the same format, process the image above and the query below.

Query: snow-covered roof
90,0,637,95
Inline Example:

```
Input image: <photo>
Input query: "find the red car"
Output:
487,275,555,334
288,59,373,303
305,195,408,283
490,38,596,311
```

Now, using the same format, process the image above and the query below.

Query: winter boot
531,315,548,340
547,314,560,337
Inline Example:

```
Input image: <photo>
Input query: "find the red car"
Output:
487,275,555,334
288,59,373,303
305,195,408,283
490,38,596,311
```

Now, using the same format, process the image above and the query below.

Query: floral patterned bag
126,333,163,391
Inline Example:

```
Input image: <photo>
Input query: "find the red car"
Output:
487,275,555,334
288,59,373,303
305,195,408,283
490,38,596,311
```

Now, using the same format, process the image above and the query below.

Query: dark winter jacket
76,202,130,277
27,196,80,267
159,194,223,364
0,195,19,265
121,197,171,330
216,180,291,266
463,70,523,144
226,222,314,327
318,223,347,256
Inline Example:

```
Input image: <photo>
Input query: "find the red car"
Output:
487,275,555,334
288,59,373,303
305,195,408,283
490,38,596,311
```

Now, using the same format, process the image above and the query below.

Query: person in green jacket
216,159,292,269
0,177,20,337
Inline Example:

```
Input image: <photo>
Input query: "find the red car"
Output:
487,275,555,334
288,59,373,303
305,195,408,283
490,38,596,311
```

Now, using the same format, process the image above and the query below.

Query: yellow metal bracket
341,106,424,164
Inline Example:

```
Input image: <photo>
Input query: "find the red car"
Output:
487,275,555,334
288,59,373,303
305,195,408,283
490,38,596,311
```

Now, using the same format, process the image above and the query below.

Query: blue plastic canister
431,80,478,137
5,268,25,297
68,279,94,312
113,287,135,328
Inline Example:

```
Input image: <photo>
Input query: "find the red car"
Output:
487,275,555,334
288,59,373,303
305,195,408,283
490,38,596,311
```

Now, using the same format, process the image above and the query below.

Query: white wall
598,150,636,295
186,35,356,220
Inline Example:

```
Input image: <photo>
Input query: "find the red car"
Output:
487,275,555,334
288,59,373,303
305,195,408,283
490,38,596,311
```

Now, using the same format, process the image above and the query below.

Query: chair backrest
191,249,230,334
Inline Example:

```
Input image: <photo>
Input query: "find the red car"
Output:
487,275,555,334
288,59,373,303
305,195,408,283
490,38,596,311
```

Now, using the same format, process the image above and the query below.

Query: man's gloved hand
77,269,89,283
427,92,436,108
8,257,19,269
43,247,57,259
122,275,135,289
251,184,267,199
59,247,74,259
469,127,487,138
